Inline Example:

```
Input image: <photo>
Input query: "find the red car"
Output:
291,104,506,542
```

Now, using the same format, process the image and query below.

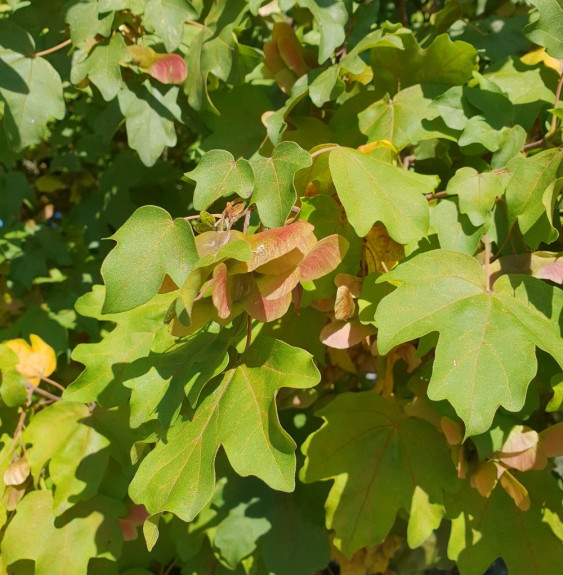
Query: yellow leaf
5,334,56,386
521,48,561,73
364,225,405,274
357,140,398,155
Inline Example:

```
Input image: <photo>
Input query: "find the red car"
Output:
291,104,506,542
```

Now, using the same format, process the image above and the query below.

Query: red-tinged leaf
440,417,464,446
536,260,563,284
499,425,539,454
149,54,187,84
231,222,316,273
256,269,300,300
538,422,563,458
212,263,231,319
299,235,349,282
495,425,545,471
499,470,530,511
255,247,307,275
128,45,188,84
320,320,374,349
470,461,500,498
118,518,139,541
126,504,149,527
245,283,292,322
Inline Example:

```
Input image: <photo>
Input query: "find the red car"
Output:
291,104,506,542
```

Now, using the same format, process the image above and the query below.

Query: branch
310,145,340,159
425,191,448,201
34,38,72,58
40,375,65,393
25,381,61,402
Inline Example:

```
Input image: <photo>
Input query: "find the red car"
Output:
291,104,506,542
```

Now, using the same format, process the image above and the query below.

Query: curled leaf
4,459,30,486
5,334,56,386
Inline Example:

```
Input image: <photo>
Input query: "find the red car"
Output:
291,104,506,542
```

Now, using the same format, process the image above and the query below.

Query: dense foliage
0,0,562,574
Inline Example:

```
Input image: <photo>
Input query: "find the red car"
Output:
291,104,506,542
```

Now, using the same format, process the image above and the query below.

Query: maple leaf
1,490,123,575
375,251,563,436
301,392,458,557
180,222,348,324
446,470,563,575
129,336,319,522
101,205,198,314
5,334,56,386
329,146,437,241
64,286,175,406
24,401,110,515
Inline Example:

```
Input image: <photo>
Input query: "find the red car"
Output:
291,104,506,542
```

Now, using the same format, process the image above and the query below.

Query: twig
12,389,33,449
245,315,252,351
425,191,448,201
397,0,408,27
243,210,251,233
186,19,205,29
40,375,65,393
403,154,415,170
162,559,177,575
34,38,71,58
521,138,545,152
184,213,221,221
310,145,340,159
483,234,491,292
25,381,61,402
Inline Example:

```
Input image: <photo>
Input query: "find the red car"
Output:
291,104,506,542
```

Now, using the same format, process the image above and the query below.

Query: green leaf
358,84,456,150
485,56,559,131
64,0,114,44
187,150,254,211
524,0,563,58
64,286,174,405
184,0,249,112
122,330,231,429
0,51,65,150
329,146,436,241
430,198,485,255
446,471,563,575
370,31,478,97
302,392,458,557
24,401,110,515
1,490,123,574
143,0,195,52
0,344,27,406
289,0,348,63
129,336,319,522
101,205,198,314
213,473,330,575
375,251,563,436
71,34,128,101
505,148,563,249
117,81,182,166
446,167,504,227
251,142,312,228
